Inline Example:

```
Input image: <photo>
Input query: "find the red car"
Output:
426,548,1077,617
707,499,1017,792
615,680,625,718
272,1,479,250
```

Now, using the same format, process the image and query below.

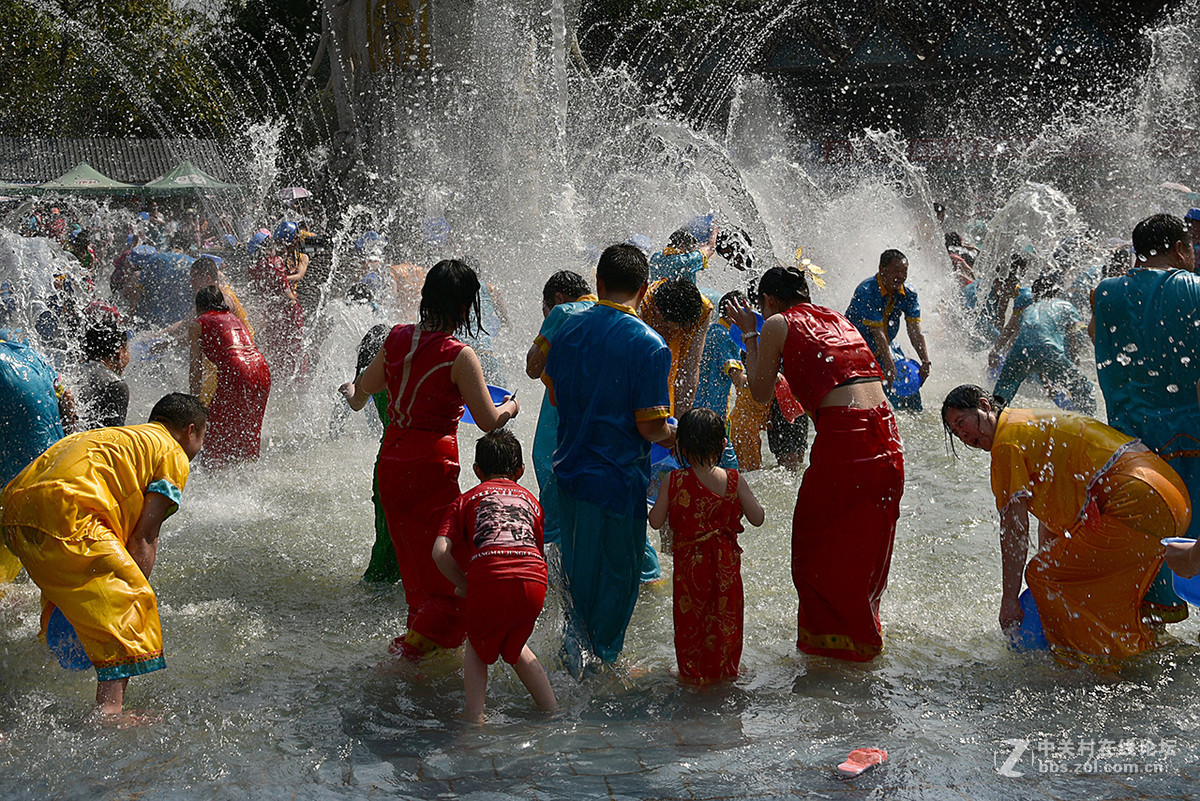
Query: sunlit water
2,327,1199,799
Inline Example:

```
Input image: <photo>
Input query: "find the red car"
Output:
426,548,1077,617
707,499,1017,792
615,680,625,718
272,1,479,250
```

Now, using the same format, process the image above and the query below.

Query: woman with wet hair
730,265,902,662
340,259,519,661
942,384,1190,662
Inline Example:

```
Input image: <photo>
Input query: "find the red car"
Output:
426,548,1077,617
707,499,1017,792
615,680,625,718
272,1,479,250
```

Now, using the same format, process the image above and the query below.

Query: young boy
1,393,206,715
432,429,556,723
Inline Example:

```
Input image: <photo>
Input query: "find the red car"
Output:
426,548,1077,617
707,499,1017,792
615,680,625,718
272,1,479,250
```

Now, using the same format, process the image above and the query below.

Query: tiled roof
0,137,237,184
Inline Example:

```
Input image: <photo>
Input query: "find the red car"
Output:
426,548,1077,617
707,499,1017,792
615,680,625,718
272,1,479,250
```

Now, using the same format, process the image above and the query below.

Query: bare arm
728,365,749,388
674,311,712,416
648,472,671,530
286,253,308,283
746,315,787,405
452,346,519,431
737,474,765,526
637,417,677,448
871,326,896,383
127,491,174,579
432,535,467,597
525,341,548,380
905,318,931,382
989,312,1022,368
998,496,1030,630
339,343,387,411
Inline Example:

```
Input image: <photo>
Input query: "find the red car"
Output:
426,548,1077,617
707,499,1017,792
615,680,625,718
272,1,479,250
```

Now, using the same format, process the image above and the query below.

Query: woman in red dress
248,239,307,381
340,260,520,661
190,285,272,467
730,266,904,662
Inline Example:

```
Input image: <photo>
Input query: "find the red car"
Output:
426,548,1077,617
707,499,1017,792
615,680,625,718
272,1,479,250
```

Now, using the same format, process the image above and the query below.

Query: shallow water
3,356,1200,800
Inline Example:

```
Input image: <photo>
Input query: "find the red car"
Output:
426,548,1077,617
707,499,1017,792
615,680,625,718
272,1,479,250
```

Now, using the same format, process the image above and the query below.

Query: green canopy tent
0,180,37,196
141,161,243,196
35,162,140,197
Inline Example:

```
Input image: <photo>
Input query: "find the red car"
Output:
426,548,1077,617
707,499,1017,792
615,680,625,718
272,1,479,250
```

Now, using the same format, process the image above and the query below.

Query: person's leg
95,678,128,714
463,640,488,724
513,646,557,712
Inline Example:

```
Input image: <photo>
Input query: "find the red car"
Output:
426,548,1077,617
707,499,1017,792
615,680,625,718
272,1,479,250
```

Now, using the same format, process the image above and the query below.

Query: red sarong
668,467,745,683
197,311,271,467
792,404,903,661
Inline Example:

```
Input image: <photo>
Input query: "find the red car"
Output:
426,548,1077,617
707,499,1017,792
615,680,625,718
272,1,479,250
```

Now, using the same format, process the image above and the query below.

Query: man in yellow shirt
2,393,206,715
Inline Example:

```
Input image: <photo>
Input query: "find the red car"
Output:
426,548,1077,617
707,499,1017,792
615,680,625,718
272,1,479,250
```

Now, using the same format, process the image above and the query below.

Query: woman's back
383,324,466,436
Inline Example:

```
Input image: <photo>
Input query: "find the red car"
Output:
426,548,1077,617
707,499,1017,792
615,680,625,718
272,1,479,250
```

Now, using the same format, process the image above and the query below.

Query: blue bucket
1163,537,1200,605
1009,588,1049,651
893,359,921,397
461,385,511,427
728,312,764,351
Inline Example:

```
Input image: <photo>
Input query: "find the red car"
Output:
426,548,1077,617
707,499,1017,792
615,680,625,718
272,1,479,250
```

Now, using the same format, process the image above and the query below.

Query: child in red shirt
433,429,557,723
649,408,765,684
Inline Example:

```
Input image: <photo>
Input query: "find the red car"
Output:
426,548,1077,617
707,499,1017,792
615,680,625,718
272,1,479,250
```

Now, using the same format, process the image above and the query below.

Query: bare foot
94,708,163,728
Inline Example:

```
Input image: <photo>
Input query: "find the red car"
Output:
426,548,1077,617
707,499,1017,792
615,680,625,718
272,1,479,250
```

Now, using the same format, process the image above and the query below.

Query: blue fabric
0,339,63,487
532,300,595,544
845,275,921,349
96,654,166,682
145,478,182,517
1094,267,1200,538
140,251,195,326
694,320,741,416
994,300,1094,413
557,488,646,663
546,302,671,518
649,250,705,284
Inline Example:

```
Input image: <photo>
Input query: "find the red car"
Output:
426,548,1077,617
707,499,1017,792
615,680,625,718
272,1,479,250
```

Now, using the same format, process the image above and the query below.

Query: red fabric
778,304,882,418
439,478,547,665
667,467,745,683
792,404,903,661
383,326,466,435
466,578,546,665
377,325,471,652
197,311,271,466
248,255,306,380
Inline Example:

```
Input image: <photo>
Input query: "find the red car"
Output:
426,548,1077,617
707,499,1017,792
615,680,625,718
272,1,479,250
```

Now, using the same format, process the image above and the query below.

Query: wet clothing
990,409,1190,661
378,325,468,652
545,300,671,662
846,275,923,411
778,304,902,661
196,311,271,466
139,251,194,326
1,423,190,680
0,339,64,489
695,319,742,417
362,390,401,584
667,467,745,684
248,254,306,381
649,248,706,284
438,478,547,665
1093,267,1200,540
992,298,1095,414
639,279,713,414
532,297,595,544
76,361,129,430
728,383,770,471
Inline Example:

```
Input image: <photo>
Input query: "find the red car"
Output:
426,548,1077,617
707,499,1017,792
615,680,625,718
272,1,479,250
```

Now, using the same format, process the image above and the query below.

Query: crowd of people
5,195,1200,723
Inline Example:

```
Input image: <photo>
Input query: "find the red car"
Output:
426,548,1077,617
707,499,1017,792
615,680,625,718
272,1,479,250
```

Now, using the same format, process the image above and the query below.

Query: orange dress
667,467,745,684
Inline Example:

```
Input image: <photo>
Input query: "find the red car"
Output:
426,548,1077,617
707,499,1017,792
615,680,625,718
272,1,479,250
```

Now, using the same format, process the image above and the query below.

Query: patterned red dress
666,467,745,684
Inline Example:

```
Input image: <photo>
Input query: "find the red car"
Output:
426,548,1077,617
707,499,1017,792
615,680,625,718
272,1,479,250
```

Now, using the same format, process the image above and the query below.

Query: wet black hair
149,392,207,430
542,270,590,309
1104,246,1131,278
944,231,963,248
756,265,811,306
718,289,747,319
419,259,482,336
654,279,705,325
596,243,649,295
940,384,1004,456
1031,274,1059,300
1132,213,1190,259
195,285,229,314
677,408,726,467
83,323,124,362
191,255,219,284
879,249,907,268
667,228,700,251
475,427,523,477
357,323,389,375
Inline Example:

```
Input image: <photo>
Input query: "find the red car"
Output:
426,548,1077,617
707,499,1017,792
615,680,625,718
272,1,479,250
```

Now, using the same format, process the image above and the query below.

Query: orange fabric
728,384,769,471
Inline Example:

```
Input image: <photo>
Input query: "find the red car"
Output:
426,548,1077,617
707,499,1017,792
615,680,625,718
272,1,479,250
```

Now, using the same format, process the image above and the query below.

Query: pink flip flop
837,747,888,778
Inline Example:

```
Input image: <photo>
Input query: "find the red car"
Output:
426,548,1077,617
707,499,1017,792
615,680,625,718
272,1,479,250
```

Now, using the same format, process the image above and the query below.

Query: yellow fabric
1026,449,1190,661
728,384,770,471
0,542,19,582
5,522,163,675
638,280,714,412
990,408,1134,531
2,423,190,543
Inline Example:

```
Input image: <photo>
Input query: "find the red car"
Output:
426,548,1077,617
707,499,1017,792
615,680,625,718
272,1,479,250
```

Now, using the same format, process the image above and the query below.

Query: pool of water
2,351,1199,801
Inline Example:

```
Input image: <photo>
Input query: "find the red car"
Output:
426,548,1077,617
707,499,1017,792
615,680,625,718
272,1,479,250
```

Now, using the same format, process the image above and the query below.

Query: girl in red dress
339,260,520,661
731,266,904,662
190,285,271,467
649,408,764,684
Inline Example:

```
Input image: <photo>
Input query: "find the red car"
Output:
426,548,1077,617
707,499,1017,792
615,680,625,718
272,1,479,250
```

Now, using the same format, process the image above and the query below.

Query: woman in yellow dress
942,384,1191,663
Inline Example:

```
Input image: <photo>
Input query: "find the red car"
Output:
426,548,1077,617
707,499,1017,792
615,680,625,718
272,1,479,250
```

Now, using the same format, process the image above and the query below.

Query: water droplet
1168,384,1180,393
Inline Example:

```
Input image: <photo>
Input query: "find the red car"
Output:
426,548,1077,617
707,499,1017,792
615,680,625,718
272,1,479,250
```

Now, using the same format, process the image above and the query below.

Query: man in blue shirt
845,249,932,410
544,244,675,673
